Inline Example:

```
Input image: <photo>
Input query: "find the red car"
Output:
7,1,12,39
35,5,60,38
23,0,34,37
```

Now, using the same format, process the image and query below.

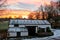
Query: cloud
4,2,37,11
2,0,58,10
6,0,52,6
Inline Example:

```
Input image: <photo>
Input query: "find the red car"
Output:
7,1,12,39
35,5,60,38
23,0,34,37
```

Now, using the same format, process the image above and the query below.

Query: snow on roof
9,19,50,25
8,27,28,32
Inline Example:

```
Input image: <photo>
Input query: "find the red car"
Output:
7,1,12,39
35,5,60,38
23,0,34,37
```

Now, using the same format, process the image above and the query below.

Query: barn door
17,32,20,37
26,26,36,36
14,24,19,27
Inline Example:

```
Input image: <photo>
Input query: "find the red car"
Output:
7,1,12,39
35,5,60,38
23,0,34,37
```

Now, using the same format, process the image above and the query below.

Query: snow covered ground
22,29,60,40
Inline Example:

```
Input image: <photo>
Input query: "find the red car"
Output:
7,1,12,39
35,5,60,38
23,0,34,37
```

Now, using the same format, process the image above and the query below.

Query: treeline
0,18,10,22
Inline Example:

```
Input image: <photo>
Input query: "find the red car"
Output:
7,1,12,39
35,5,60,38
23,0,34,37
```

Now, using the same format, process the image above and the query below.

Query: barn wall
38,25,51,28
19,25,25,27
8,31,28,37
9,24,51,28
9,25,14,27
19,25,51,28
8,27,28,32
21,32,28,36
9,32,17,37
8,24,51,37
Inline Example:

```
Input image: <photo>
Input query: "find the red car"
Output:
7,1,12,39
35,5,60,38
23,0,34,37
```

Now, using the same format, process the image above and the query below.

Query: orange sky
0,10,31,18
0,0,58,18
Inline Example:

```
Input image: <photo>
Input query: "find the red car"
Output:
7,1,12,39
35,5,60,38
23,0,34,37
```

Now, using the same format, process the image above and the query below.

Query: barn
8,19,52,37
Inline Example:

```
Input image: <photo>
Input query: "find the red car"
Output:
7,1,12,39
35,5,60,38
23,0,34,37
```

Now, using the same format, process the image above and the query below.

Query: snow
22,29,60,40
8,27,28,32
52,29,60,38
10,19,50,25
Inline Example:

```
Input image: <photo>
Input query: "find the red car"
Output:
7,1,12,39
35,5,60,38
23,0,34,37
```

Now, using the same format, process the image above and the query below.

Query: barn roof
9,19,50,25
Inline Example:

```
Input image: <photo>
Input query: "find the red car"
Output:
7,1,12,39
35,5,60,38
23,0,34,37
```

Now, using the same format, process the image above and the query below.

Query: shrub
46,27,51,32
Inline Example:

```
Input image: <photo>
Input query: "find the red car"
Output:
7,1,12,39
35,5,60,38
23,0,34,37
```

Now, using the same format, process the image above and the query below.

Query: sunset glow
0,0,58,19
22,16,28,19
0,10,31,18
0,10,48,19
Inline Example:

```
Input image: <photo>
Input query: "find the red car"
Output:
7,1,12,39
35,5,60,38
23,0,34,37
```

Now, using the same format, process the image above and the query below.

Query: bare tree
36,4,58,20
57,0,60,11
36,5,45,19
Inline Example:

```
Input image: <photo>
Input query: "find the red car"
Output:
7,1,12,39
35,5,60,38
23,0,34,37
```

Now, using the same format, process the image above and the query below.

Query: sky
0,0,59,11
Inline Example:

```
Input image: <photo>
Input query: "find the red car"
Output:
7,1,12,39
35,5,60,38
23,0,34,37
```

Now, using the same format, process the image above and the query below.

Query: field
0,21,8,30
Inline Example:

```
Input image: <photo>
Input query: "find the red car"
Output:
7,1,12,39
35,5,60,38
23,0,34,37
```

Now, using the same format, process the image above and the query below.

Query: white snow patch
22,29,60,40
